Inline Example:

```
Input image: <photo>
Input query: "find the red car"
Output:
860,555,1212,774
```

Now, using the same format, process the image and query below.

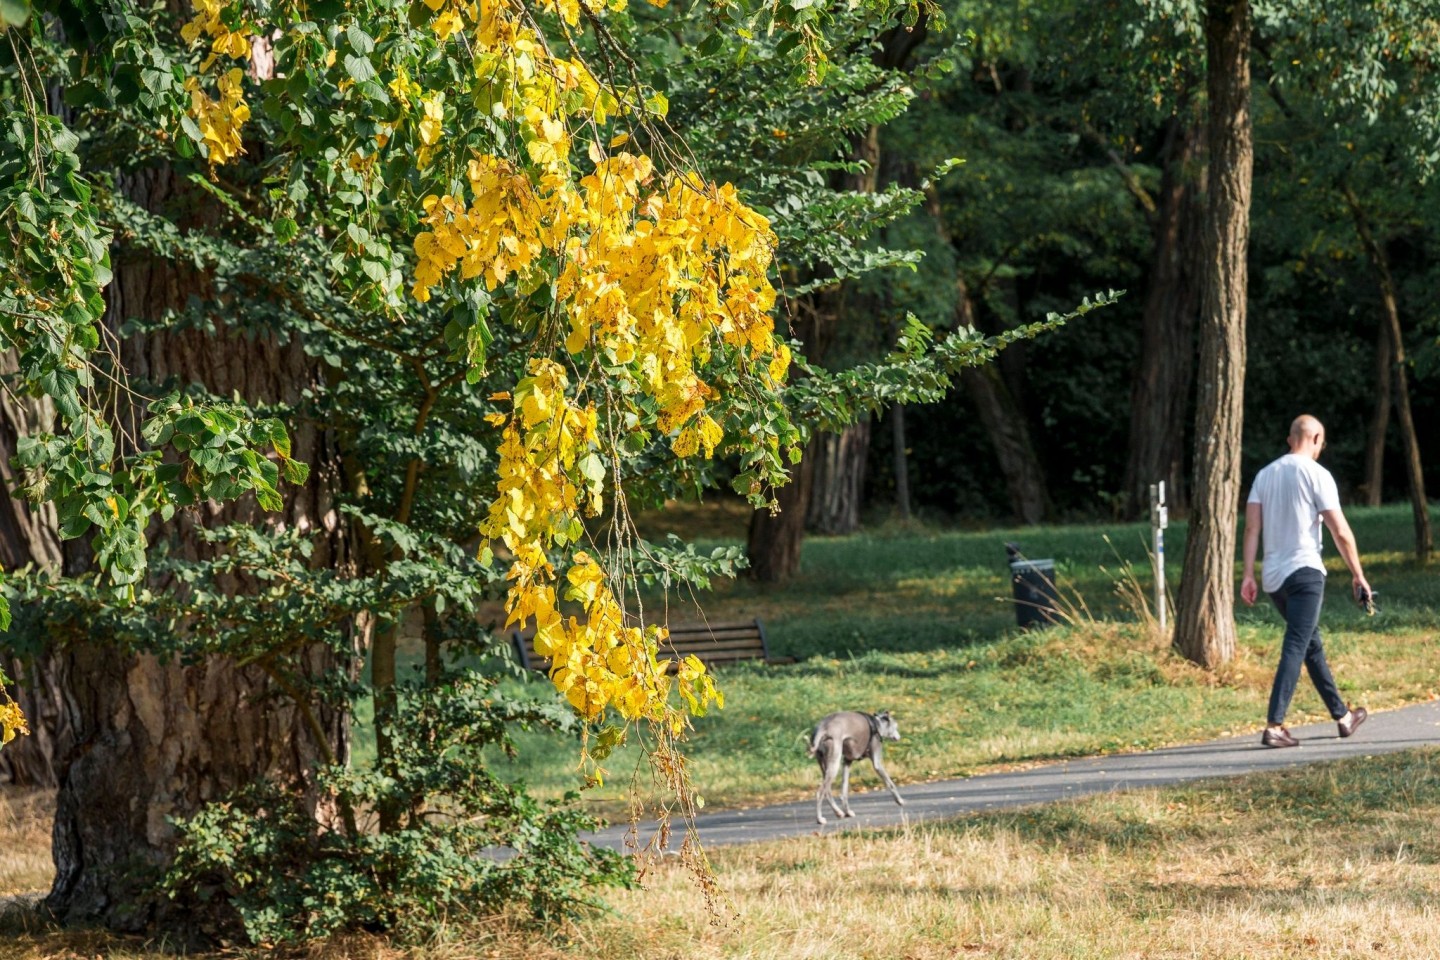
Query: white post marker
1150,481,1168,633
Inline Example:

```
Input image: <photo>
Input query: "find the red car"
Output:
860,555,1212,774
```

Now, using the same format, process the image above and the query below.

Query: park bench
511,617,794,672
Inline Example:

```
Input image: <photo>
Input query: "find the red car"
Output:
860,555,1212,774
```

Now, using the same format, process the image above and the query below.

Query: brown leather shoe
1338,706,1368,738
1262,726,1299,748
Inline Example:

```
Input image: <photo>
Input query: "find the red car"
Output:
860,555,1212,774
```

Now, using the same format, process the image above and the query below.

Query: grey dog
807,710,905,825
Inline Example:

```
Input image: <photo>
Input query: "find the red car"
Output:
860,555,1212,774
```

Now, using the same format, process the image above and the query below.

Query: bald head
1288,415,1325,458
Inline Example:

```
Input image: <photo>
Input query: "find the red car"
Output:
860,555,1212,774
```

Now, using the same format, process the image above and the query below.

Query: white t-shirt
1247,453,1341,593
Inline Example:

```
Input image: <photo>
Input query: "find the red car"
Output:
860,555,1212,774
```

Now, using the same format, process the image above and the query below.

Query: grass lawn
6,749,1439,958
3,503,1438,958
476,503,1440,814
511,747,1440,960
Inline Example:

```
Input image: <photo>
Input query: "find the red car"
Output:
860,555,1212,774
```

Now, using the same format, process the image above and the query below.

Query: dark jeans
1266,566,1348,726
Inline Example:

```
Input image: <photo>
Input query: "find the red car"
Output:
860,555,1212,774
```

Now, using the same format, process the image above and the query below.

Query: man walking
1241,414,1371,748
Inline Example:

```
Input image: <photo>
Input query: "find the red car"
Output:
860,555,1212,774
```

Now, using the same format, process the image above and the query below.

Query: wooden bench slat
520,643,767,659
668,631,764,644
666,620,761,633
667,633,763,644
667,638,768,650
510,616,784,672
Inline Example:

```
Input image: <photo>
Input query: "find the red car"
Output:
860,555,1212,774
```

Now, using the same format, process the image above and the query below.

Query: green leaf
267,420,292,459
0,0,29,27
282,459,310,486
578,452,605,484
344,54,377,84
255,484,284,513
180,114,204,146
274,217,299,244
346,24,375,54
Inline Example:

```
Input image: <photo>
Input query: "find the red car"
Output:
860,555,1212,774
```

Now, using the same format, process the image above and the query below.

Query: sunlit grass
4,504,1437,957
9,749,1439,958
479,504,1440,814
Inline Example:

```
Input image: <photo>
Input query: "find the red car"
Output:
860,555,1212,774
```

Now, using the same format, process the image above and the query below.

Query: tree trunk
924,190,1052,526
39,166,355,933
1343,186,1432,562
1124,118,1204,519
1362,322,1392,507
960,364,1052,525
953,279,1051,526
747,446,815,582
1175,0,1252,670
0,351,66,788
806,420,872,535
891,404,912,521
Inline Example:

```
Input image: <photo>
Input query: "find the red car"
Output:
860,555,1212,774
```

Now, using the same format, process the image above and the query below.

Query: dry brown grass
1,789,55,900
506,750,1440,960
6,750,1439,959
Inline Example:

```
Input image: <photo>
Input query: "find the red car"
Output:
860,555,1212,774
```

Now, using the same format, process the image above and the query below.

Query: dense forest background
790,5,1440,526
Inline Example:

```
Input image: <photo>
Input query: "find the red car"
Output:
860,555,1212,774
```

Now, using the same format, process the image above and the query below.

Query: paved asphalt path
587,699,1440,852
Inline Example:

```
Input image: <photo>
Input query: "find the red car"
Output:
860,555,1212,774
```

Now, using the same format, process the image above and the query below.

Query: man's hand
1241,575,1259,606
1353,575,1374,608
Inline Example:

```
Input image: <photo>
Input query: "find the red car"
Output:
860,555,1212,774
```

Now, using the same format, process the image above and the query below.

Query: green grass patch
365,504,1440,815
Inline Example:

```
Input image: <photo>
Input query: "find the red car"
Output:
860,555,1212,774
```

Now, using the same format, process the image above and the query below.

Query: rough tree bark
801,120,881,540
1362,322,1392,507
0,353,65,788
747,450,816,583
747,124,874,577
1344,186,1432,562
807,418,872,535
1175,0,1252,670
37,166,355,934
1123,117,1204,519
746,274,828,581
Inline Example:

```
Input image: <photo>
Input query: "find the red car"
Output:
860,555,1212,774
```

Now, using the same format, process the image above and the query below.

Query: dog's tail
807,728,827,757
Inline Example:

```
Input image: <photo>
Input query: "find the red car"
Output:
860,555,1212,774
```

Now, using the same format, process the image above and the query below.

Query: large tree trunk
1343,187,1432,562
0,353,66,788
38,166,354,933
794,123,882,540
747,447,815,582
1124,118,1204,519
1362,322,1392,507
807,419,872,535
1175,0,1252,670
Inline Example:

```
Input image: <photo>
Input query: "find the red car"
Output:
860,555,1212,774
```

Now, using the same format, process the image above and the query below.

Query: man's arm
1321,508,1372,601
1241,501,1262,606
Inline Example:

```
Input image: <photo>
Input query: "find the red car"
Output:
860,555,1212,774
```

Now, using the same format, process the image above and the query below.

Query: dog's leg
871,746,904,808
815,743,831,824
840,761,855,817
823,748,846,821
